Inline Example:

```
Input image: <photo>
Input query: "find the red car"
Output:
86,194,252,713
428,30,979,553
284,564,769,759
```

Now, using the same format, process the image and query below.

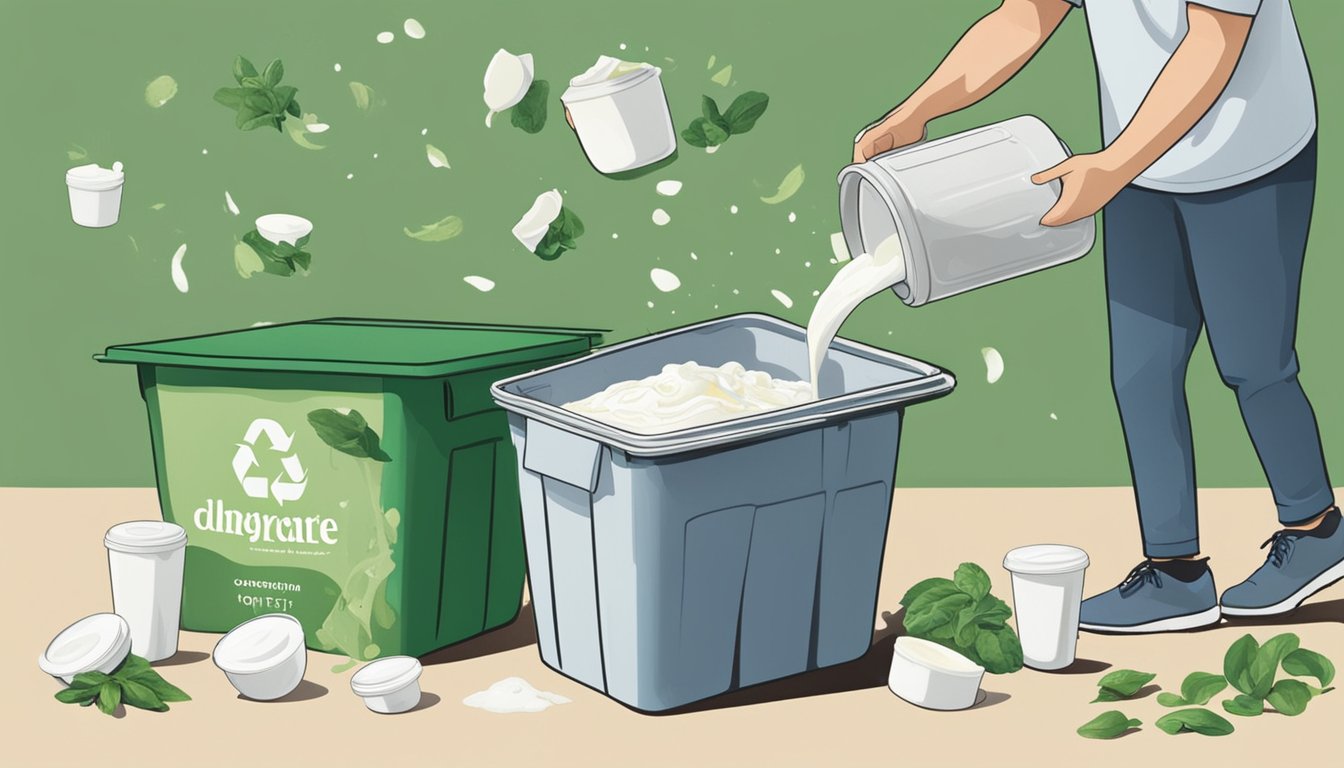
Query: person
855,0,1338,633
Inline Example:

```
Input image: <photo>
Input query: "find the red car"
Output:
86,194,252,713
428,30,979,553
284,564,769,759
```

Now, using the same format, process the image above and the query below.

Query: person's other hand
853,108,927,164
1031,153,1134,227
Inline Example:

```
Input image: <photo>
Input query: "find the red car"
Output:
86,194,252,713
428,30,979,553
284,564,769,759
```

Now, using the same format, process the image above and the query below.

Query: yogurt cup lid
213,614,305,675
893,636,984,677
1003,544,1090,575
104,520,187,554
38,613,131,679
350,656,422,697
66,163,125,191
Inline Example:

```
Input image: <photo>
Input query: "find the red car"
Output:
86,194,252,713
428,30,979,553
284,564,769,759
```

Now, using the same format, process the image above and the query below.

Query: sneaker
1221,508,1344,617
1079,560,1221,633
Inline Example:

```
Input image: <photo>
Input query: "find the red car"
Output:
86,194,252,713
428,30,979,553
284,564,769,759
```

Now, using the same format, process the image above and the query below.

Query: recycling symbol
232,418,307,505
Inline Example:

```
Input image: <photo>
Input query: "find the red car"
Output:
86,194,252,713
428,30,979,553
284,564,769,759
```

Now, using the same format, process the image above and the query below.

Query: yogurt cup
562,56,676,174
213,613,307,701
105,520,187,662
38,613,132,684
255,213,313,245
350,656,423,714
66,162,125,228
1003,544,1090,670
887,636,985,710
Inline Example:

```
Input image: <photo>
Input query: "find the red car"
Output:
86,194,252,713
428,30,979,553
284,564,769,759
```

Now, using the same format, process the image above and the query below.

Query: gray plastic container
839,115,1095,306
491,314,954,711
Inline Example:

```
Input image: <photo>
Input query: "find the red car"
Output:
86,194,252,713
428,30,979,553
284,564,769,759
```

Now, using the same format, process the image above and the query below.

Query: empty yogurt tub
888,636,985,710
213,613,307,701
350,656,423,714
254,213,313,245
39,613,133,684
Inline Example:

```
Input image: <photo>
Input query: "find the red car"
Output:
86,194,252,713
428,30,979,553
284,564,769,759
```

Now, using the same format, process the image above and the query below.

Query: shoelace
1260,530,1298,568
1118,561,1163,595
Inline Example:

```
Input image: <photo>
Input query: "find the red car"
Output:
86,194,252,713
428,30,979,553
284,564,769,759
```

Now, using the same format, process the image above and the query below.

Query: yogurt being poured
806,233,907,398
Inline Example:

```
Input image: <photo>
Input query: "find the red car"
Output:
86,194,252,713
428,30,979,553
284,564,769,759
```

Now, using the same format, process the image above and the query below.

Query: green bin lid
96,318,605,378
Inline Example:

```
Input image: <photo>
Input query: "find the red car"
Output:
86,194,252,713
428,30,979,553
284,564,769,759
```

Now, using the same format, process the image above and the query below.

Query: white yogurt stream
563,361,811,434
463,677,571,714
806,233,906,398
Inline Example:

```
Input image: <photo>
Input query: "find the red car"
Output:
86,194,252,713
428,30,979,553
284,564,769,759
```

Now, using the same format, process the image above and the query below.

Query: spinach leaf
972,626,1023,674
1158,671,1227,707
1077,710,1141,739
702,95,729,133
1221,694,1264,717
722,91,769,134
899,563,1022,674
96,681,122,716
902,591,971,636
510,79,550,134
953,562,992,602
54,686,100,705
1092,669,1156,703
307,409,393,462
242,229,312,276
117,679,168,712
534,206,585,260
128,668,191,703
1282,647,1335,688
898,577,955,609
1249,633,1299,699
217,56,301,134
1267,679,1312,716
1155,708,1235,736
1223,634,1259,695
681,117,729,148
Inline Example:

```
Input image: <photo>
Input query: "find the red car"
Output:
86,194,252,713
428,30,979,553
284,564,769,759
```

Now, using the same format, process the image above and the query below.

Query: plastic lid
105,520,187,554
893,636,983,677
66,163,125,191
97,318,605,379
350,656,422,696
38,613,131,679
213,614,305,674
1003,544,1090,575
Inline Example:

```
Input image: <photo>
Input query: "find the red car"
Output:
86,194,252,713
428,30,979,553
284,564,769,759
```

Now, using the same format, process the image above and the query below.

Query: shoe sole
1220,557,1344,617
1079,605,1222,634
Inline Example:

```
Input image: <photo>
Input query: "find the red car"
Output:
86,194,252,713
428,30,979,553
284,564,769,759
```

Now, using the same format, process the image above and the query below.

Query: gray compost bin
490,314,955,712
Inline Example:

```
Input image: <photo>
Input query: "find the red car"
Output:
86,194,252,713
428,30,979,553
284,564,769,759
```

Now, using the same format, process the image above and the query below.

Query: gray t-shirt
1065,0,1316,192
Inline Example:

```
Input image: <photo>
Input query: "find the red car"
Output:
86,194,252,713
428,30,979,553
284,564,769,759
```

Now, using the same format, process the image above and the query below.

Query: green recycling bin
97,318,603,660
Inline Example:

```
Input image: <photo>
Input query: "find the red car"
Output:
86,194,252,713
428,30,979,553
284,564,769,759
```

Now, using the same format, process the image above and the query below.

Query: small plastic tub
105,520,187,662
254,213,312,245
66,163,125,228
350,656,423,714
887,636,985,710
39,613,132,684
561,56,676,174
213,613,307,701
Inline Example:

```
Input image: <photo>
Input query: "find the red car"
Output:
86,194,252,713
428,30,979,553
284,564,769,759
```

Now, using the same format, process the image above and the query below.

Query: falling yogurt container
887,636,985,711
255,213,313,246
562,55,676,174
105,520,187,662
213,613,307,701
66,162,125,228
350,656,423,714
1003,544,1089,670
38,613,132,685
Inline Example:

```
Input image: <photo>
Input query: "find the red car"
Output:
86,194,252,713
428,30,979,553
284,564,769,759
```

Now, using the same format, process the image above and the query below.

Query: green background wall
1,0,1339,488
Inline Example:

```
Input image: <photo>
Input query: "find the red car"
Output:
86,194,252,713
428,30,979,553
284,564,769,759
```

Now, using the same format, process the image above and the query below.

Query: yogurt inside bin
562,55,677,174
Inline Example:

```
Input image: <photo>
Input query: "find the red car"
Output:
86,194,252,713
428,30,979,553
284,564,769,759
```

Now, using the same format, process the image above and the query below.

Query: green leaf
307,409,393,462
272,85,298,112
289,250,312,272
1077,710,1141,739
55,686,99,705
974,625,1023,674
96,681,121,715
114,654,151,677
1250,633,1299,699
710,64,733,87
903,591,972,636
1155,708,1234,736
701,95,729,132
127,669,191,703
952,562,992,602
971,594,1012,628
263,58,284,88
899,577,956,609
1095,669,1157,699
1224,634,1259,695
71,671,111,688
117,678,168,712
144,75,178,108
533,207,585,260
1267,678,1312,716
510,79,550,134
233,56,259,84
286,99,302,118
1222,694,1264,717
349,81,374,110
214,87,249,109
1282,647,1335,687
403,215,464,242
680,117,729,148
235,241,265,278
1092,688,1125,703
722,90,769,134
1157,692,1189,707
1177,671,1228,706
760,164,805,205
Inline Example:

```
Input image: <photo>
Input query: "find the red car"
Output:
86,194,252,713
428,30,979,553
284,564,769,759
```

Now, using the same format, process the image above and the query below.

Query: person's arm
853,0,1072,163
1033,3,1254,226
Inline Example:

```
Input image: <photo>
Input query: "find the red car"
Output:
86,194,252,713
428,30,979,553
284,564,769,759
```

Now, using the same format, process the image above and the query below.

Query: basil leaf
114,654,152,678
128,669,192,703
241,113,281,132
235,107,265,131
1267,679,1312,716
307,409,392,462
55,686,99,704
1222,694,1264,717
71,671,111,688
1155,708,1234,736
1077,710,1141,739
1282,647,1335,687
214,87,249,109
953,562,992,602
510,79,550,134
681,117,728,148
974,625,1023,674
1250,633,1299,699
899,577,956,609
1223,634,1259,695
118,678,169,712
96,681,122,715
702,95,729,132
1095,669,1156,699
286,99,302,118
722,90,769,134
1178,671,1228,706
234,56,259,84
263,58,284,88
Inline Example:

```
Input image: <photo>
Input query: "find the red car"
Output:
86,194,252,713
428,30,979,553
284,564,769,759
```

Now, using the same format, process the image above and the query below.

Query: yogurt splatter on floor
463,677,571,714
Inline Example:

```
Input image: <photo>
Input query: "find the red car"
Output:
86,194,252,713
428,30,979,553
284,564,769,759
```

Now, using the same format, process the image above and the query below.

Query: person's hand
853,108,927,164
1031,152,1134,227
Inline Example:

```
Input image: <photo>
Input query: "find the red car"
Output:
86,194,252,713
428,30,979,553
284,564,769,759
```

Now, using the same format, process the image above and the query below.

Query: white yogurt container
213,613,307,701
350,656,423,714
255,213,313,245
66,162,125,228
104,520,187,662
38,613,132,684
887,636,985,710
562,56,677,174
1003,544,1090,671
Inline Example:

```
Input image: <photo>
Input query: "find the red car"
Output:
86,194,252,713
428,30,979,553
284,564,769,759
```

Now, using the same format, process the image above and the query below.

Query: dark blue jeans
1105,136,1333,559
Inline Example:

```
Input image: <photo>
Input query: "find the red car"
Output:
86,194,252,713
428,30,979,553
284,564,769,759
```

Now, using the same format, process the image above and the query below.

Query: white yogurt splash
982,347,1004,384
655,180,682,196
463,677,571,714
483,49,535,127
568,55,649,87
170,244,189,293
563,361,811,434
651,208,670,226
649,268,680,292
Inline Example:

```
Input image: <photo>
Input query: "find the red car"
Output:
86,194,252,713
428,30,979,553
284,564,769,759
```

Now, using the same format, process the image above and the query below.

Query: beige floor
6,487,1342,767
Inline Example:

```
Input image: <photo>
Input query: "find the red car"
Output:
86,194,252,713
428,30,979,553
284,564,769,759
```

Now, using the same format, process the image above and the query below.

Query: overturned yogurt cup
66,162,125,228
213,613,307,701
562,55,676,174
1003,544,1089,671
512,189,563,252
888,636,985,710
105,520,187,662
39,613,133,684
255,213,313,246
350,656,423,714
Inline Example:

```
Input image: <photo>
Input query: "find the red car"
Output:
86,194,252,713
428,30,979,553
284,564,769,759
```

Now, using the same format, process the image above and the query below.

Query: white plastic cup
1003,544,1090,671
67,163,125,228
562,60,676,174
104,521,187,662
